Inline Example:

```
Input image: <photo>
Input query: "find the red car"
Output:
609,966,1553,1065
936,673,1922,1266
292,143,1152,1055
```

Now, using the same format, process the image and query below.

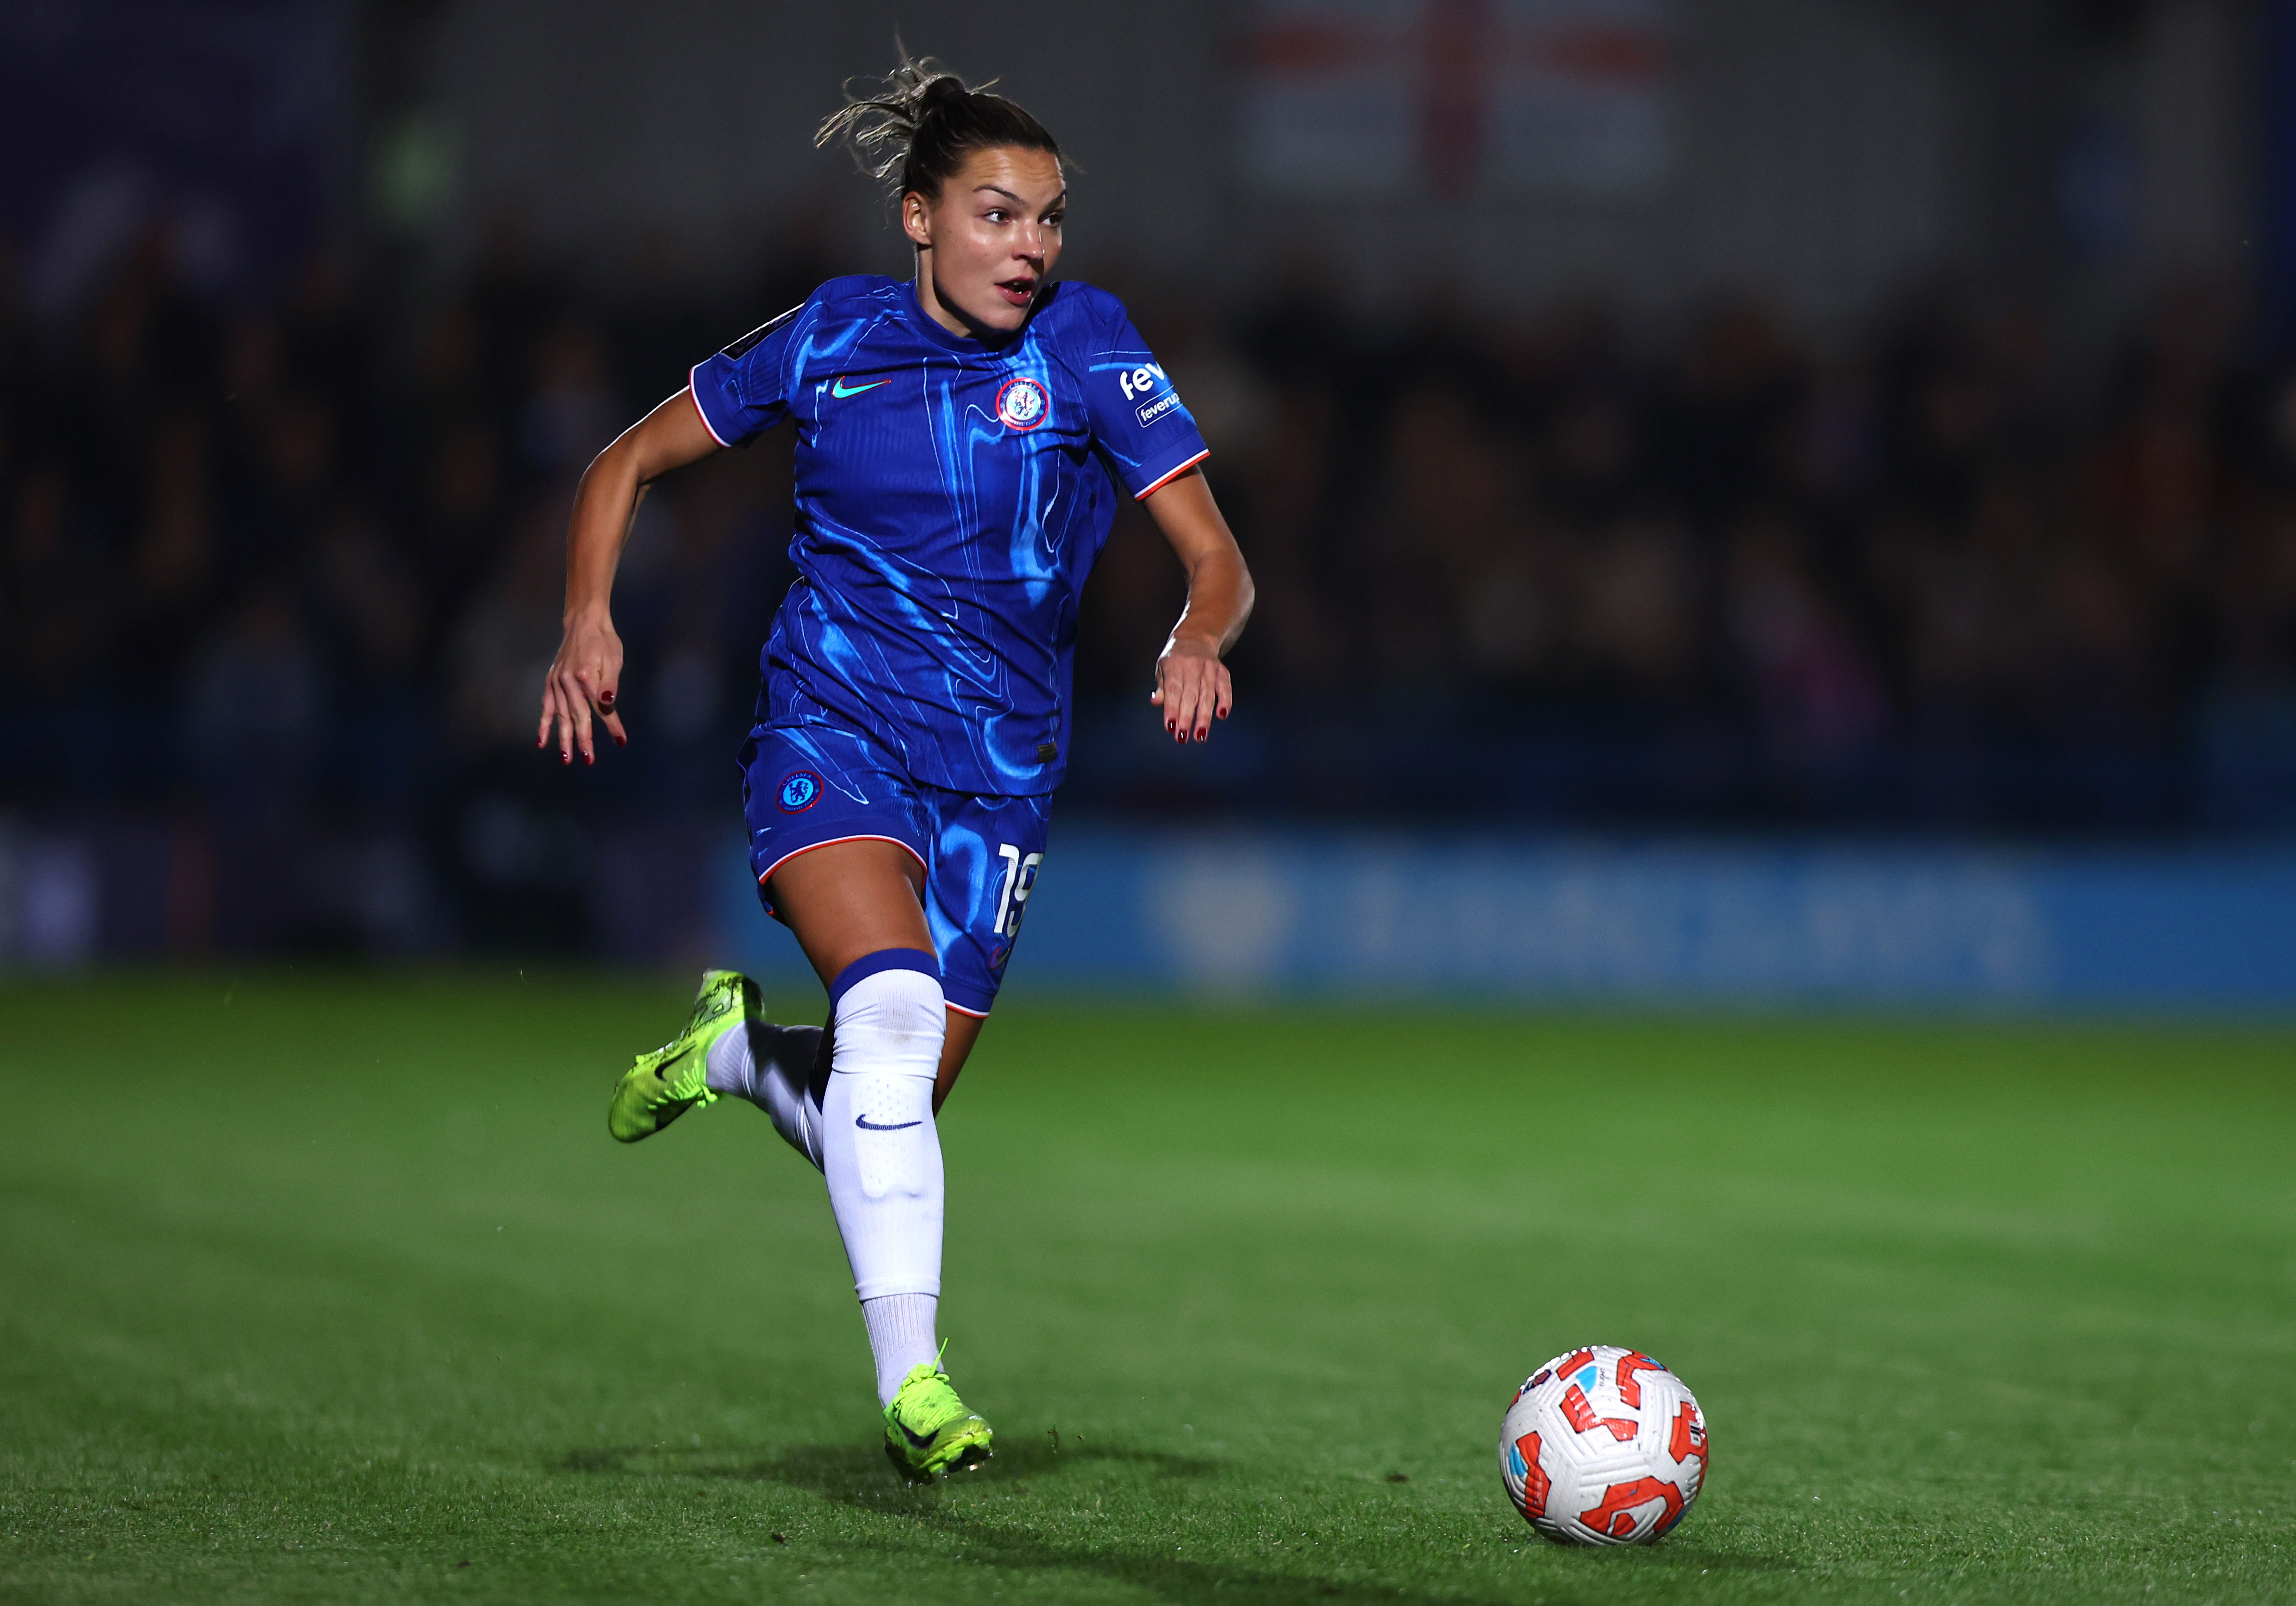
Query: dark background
5,0,2296,964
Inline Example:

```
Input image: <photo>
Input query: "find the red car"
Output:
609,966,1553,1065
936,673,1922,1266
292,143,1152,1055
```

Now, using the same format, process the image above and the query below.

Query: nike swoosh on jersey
830,376,893,397
856,1115,922,1131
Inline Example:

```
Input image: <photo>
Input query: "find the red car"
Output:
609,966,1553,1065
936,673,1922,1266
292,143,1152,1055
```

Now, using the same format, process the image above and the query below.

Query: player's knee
829,949,945,1067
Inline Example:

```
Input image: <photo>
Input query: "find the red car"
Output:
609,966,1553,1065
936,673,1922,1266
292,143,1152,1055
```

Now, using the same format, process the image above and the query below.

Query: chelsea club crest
777,771,823,813
995,375,1049,432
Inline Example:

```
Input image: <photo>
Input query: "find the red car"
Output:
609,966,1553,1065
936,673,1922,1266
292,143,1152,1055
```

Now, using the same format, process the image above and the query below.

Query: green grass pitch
2,972,2293,1605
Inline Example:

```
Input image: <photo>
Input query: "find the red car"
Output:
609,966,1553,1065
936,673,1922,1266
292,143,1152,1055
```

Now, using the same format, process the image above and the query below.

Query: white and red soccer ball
1499,1344,1709,1545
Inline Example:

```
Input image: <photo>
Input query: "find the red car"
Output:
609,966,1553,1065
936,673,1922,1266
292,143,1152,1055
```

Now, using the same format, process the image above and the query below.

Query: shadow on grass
560,1432,1217,1491
555,1437,1638,1604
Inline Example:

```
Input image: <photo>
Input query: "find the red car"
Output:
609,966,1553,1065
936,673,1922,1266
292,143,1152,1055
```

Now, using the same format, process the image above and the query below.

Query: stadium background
5,0,2295,1001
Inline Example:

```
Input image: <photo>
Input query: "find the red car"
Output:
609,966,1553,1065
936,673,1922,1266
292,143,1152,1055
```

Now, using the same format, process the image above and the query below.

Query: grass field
2,972,2292,1605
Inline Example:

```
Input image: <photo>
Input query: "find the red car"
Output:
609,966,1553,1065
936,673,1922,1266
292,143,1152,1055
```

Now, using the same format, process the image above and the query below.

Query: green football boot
606,970,758,1143
882,1360,994,1482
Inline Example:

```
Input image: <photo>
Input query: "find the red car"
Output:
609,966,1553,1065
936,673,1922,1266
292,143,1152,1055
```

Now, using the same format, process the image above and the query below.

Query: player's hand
538,609,628,764
1150,633,1232,744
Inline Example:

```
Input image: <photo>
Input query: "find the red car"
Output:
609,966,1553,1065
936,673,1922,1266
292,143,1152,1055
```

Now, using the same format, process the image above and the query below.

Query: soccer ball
1498,1344,1709,1545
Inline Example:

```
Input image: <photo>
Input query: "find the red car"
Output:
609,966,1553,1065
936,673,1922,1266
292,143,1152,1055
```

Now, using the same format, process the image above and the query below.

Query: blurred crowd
0,225,808,953
1081,265,2296,826
6,225,2296,951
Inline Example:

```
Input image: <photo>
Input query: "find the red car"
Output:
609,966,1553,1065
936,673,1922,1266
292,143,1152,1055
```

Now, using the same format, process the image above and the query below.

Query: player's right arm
539,388,722,764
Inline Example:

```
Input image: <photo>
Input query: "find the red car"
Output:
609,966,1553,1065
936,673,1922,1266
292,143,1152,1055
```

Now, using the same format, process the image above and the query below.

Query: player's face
904,146,1066,340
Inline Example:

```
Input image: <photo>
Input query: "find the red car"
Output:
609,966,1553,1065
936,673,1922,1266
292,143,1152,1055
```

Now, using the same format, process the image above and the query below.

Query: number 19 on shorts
993,844,1042,938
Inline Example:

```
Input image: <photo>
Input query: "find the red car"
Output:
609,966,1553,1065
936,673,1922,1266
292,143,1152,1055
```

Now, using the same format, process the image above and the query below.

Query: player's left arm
1142,468,1254,745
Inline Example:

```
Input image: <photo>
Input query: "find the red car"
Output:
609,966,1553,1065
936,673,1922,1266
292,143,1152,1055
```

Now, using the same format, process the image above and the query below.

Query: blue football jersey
688,275,1210,796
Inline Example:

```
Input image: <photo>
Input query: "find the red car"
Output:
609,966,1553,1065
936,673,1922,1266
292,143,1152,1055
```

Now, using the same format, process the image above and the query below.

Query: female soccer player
537,57,1253,1480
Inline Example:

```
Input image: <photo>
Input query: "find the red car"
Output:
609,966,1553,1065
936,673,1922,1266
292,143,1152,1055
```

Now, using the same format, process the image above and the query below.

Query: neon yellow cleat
606,970,757,1143
882,1360,994,1482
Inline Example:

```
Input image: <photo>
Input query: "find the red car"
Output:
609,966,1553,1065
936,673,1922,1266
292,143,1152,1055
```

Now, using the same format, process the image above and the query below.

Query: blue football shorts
739,721,1051,1017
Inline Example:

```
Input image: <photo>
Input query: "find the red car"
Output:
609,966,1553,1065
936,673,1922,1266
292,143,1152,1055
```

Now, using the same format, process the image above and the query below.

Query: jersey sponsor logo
1135,389,1182,428
831,375,892,398
1115,362,1168,401
777,771,823,813
995,374,1049,431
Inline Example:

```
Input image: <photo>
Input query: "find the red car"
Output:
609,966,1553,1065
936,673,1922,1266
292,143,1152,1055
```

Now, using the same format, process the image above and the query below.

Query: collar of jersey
899,277,1047,356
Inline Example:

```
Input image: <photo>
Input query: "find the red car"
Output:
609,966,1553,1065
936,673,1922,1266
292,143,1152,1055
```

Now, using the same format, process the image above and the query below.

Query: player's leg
769,837,992,1478
605,725,910,1151
676,722,989,1152
706,1001,980,1166
709,832,935,1169
695,725,932,1164
807,788,1039,1474
702,1014,828,1167
935,1011,983,1113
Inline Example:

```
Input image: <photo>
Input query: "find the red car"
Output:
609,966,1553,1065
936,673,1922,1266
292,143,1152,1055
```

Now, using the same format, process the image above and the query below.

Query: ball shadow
555,1436,1564,1605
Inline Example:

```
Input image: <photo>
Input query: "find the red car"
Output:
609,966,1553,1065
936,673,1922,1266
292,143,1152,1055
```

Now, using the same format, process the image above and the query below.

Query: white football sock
819,953,946,1323
862,1292,940,1406
706,1020,826,1172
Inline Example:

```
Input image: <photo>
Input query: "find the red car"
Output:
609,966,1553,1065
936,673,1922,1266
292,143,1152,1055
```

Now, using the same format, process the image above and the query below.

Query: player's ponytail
815,48,1061,203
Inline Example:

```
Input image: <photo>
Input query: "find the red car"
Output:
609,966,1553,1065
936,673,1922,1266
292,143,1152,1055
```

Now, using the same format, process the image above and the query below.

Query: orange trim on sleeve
1133,448,1211,501
686,370,735,448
